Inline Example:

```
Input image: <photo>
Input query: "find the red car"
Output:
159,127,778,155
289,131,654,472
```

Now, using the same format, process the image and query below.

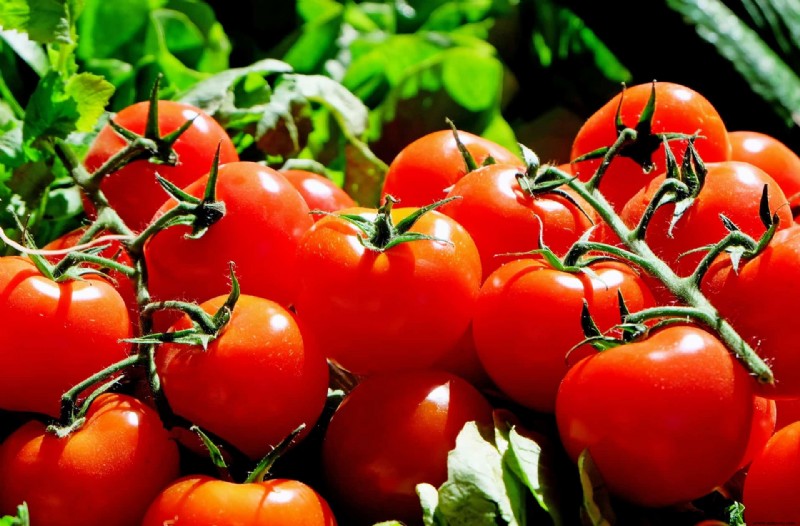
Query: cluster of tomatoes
1,80,800,526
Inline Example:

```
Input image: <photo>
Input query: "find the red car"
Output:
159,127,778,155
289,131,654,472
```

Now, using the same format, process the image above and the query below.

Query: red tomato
293,206,482,375
739,396,777,470
322,370,493,525
0,394,179,526
144,162,313,321
571,82,731,210
439,163,597,279
44,227,139,324
281,169,356,218
702,225,800,398
0,256,132,416
142,476,337,526
84,100,239,232
156,294,329,459
775,397,800,431
729,130,800,202
617,161,792,276
380,129,523,208
474,258,655,412
743,421,800,525
556,325,755,507
430,324,492,389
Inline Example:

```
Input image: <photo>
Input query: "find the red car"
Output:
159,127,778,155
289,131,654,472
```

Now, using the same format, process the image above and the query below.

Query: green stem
546,163,774,384
56,353,144,425
0,71,25,120
585,127,637,192
141,300,218,334
245,424,306,484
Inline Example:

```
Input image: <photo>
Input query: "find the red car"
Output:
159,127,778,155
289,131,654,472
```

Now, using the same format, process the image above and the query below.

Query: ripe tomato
0,256,132,416
281,169,356,218
702,225,800,398
729,130,800,202
380,129,523,208
775,398,800,431
473,257,655,413
739,396,777,470
322,370,493,525
617,161,792,276
84,100,239,232
293,206,481,375
156,294,329,459
439,163,597,279
571,82,731,210
144,162,313,321
556,325,755,507
142,476,337,526
44,227,139,324
0,394,179,526
743,421,800,525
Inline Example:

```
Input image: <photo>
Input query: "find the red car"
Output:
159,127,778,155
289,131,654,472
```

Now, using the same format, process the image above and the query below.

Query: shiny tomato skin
743,421,800,525
556,325,755,507
474,258,655,413
440,163,597,279
571,82,731,210
84,100,239,232
322,370,493,525
380,129,523,208
281,169,356,218
142,476,337,526
0,394,179,526
729,130,800,202
144,162,314,320
702,225,800,398
775,398,800,431
156,294,329,459
0,256,132,416
44,227,139,324
293,207,482,375
739,396,777,470
617,161,792,276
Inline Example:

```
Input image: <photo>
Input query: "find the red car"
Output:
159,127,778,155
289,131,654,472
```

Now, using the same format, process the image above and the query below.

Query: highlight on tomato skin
729,130,800,203
570,81,732,210
83,100,240,232
281,169,356,218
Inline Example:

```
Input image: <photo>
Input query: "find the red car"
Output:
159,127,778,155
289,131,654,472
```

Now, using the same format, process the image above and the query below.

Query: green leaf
0,502,29,526
418,483,445,526
76,0,156,60
0,29,48,75
578,450,616,526
666,0,800,127
433,421,526,526
0,0,72,45
441,47,503,112
64,72,114,132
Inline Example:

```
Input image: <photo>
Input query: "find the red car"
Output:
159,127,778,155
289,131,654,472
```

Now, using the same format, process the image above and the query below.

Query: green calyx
336,195,458,252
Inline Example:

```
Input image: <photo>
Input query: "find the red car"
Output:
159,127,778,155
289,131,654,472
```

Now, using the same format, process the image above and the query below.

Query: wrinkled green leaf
666,0,800,127
418,483,446,526
0,29,48,75
64,72,114,131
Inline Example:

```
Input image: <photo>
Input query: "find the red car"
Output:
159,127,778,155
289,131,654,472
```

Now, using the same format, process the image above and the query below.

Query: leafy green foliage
0,503,29,526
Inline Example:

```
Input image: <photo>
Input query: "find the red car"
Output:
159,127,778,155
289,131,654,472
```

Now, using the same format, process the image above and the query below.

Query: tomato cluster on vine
2,79,800,526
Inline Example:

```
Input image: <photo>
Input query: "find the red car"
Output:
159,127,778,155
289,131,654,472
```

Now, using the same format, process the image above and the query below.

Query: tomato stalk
244,424,306,484
526,147,774,384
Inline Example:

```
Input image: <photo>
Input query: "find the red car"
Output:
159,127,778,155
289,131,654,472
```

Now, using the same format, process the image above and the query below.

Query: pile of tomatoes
1,80,800,526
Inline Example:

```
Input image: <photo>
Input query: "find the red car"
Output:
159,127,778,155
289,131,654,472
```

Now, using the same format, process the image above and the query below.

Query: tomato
380,129,523,208
0,256,132,416
743,421,800,525
322,370,493,525
439,163,597,279
702,225,800,398
156,294,329,459
556,325,755,507
473,257,654,413
617,161,792,276
44,227,139,325
571,82,731,210
739,396,777,470
84,100,239,232
729,130,800,202
281,169,356,218
144,161,313,324
293,206,481,375
430,324,492,389
0,394,179,526
142,476,337,526
775,397,800,431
